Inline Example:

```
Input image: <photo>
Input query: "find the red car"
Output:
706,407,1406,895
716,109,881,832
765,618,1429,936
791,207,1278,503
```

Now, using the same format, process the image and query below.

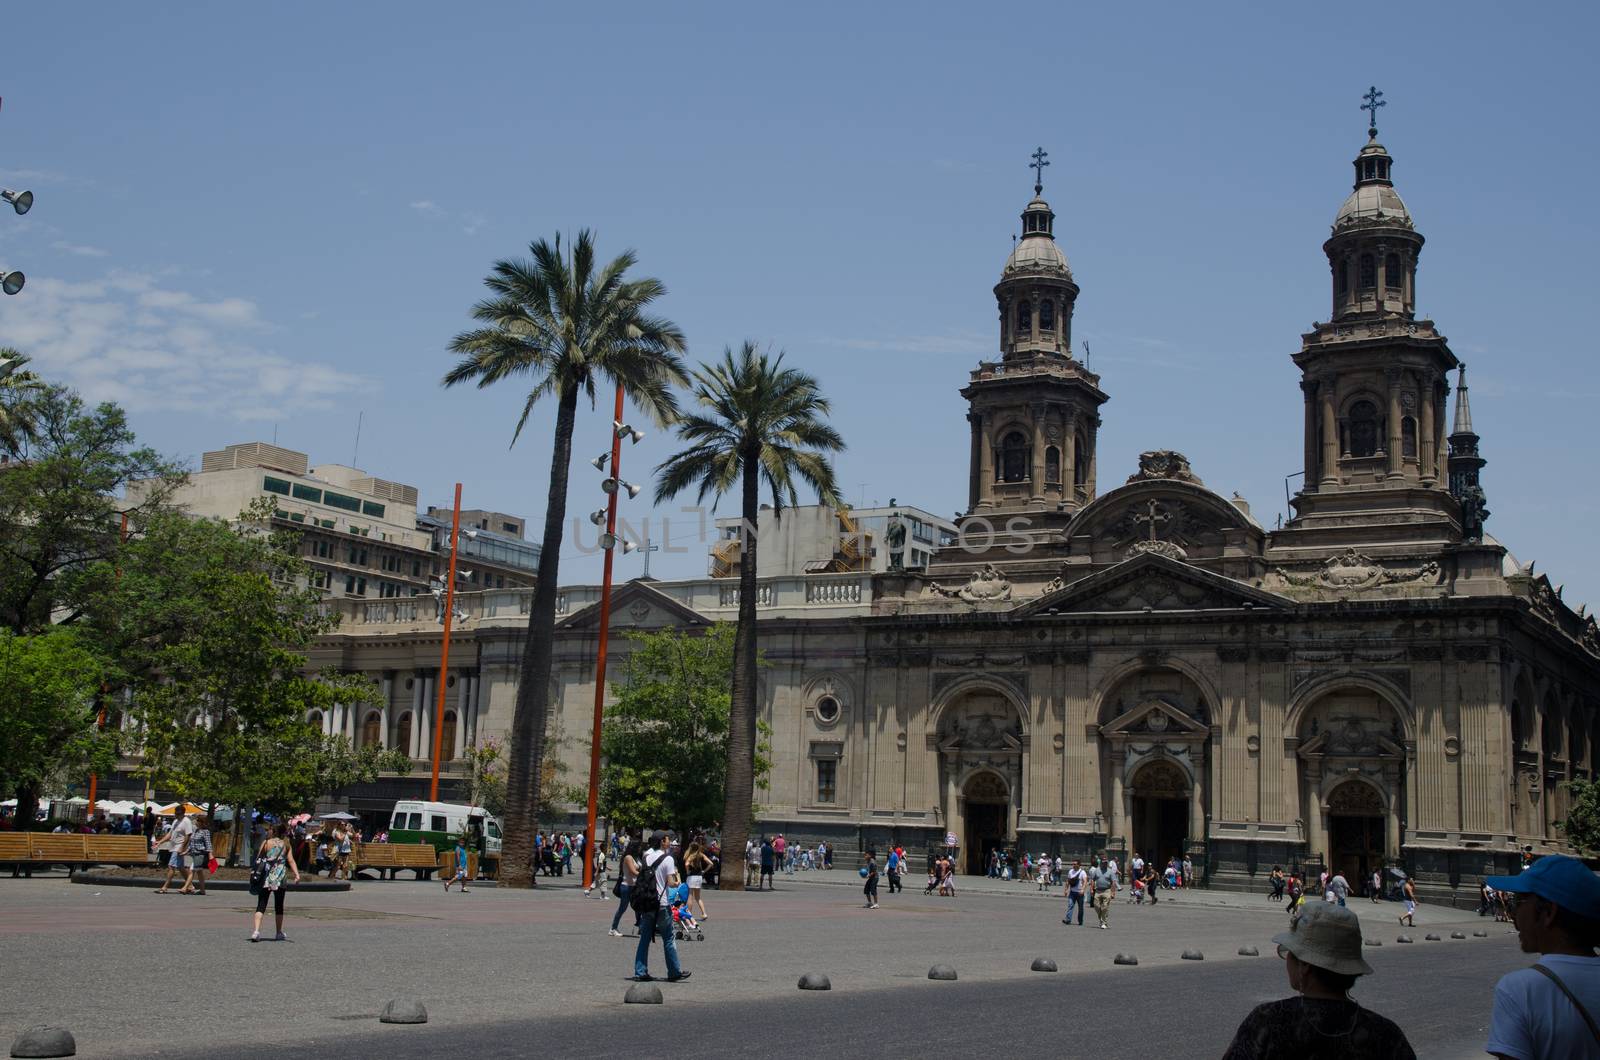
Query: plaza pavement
0,869,1524,1058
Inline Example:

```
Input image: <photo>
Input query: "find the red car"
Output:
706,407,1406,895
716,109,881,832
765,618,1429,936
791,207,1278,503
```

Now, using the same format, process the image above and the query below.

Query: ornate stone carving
1130,759,1190,799
1125,538,1189,562
1326,780,1384,814
924,563,1013,603
628,601,651,622
1216,646,1251,663
1409,645,1445,662
1125,450,1202,486
1268,548,1439,592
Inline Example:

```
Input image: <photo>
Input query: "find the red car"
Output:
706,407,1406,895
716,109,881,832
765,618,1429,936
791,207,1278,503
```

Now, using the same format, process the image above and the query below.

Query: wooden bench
1,833,153,877
351,843,437,880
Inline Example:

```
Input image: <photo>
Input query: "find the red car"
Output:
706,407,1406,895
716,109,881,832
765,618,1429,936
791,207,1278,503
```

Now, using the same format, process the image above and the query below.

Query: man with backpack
632,831,690,984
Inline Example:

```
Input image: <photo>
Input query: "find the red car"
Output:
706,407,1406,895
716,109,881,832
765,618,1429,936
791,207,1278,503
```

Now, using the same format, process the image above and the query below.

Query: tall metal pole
429,483,464,801
583,383,626,892
86,511,129,821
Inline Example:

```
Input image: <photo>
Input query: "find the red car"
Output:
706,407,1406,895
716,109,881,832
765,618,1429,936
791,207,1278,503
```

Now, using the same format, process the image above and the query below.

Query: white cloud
460,211,486,236
50,241,110,258
2,268,368,422
409,199,443,216
410,198,486,236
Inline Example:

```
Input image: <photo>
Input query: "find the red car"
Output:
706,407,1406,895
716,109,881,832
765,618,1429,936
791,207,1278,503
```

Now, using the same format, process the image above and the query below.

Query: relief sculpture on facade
1267,548,1439,592
925,563,1013,603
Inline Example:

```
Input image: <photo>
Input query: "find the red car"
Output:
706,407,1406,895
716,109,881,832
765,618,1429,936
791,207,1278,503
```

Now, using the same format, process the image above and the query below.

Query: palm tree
0,348,46,458
654,342,844,888
442,231,686,889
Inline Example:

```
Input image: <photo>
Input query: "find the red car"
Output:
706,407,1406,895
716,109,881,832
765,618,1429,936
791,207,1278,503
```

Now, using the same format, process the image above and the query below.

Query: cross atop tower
1029,147,1050,196
1361,86,1386,138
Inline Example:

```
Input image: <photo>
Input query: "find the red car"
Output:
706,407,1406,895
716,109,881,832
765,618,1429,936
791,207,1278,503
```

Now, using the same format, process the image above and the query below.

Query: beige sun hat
1270,903,1374,977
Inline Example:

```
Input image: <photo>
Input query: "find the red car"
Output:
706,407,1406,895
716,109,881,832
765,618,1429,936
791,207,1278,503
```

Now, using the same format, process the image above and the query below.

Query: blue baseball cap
1486,855,1600,920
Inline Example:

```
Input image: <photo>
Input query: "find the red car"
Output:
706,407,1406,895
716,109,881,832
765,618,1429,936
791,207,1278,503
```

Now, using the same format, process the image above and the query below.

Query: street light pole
583,384,627,893
429,483,464,801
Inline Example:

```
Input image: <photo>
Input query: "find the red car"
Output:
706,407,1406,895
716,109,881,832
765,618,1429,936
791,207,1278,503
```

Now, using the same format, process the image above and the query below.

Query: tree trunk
719,447,760,890
499,385,582,889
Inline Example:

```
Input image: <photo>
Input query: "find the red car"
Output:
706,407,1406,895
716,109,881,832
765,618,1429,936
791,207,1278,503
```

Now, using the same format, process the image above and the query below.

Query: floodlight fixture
603,479,644,499
588,508,607,526
462,528,479,540
1,270,23,295
599,533,640,554
614,420,645,445
590,453,610,471
1,189,32,215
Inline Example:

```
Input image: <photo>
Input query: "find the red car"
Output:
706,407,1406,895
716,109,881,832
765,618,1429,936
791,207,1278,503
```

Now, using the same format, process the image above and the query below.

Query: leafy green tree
654,343,843,888
0,628,117,829
1562,778,1600,857
441,230,687,888
0,348,47,458
0,385,185,635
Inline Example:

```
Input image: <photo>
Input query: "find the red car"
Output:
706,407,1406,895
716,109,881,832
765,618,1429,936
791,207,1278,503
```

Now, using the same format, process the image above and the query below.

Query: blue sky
3,2,1598,603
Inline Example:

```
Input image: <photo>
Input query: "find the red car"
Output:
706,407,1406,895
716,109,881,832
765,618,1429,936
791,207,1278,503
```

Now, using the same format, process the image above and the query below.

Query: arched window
1384,254,1402,290
1015,301,1031,337
1359,254,1376,289
1348,400,1379,458
439,711,458,762
1073,434,1089,489
1336,261,1349,295
396,712,413,757
361,711,382,748
1039,300,1054,332
1401,416,1417,458
999,431,1029,482
307,709,325,732
1045,446,1061,484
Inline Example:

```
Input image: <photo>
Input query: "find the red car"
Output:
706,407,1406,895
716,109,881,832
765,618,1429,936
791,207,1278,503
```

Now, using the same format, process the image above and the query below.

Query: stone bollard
378,999,428,1025
927,965,958,981
624,982,664,1005
1030,958,1057,972
10,1027,76,1058
1450,931,1467,939
1113,953,1139,966
1397,935,1413,943
1473,930,1489,938
1424,933,1442,941
1181,950,1204,961
1364,939,1382,947
1237,946,1259,956
797,973,831,991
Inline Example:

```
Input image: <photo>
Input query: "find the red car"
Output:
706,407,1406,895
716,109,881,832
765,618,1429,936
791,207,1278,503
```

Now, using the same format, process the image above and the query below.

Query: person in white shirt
633,831,690,984
156,808,195,895
1061,859,1088,926
1486,854,1600,1060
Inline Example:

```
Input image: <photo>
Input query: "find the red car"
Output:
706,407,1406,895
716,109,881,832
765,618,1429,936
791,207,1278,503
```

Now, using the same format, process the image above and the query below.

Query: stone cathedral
314,111,1600,897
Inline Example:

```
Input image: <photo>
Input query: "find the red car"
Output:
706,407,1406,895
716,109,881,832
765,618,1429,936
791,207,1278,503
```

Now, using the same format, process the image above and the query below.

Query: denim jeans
611,884,633,931
633,906,682,979
1065,891,1084,924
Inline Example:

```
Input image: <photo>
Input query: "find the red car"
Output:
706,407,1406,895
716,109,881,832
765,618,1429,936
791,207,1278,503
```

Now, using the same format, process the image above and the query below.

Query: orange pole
429,483,463,801
87,511,130,822
583,383,625,891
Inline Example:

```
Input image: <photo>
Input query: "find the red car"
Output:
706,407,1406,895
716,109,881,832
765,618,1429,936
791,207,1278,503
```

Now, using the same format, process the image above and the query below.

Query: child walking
443,835,471,893
862,849,880,909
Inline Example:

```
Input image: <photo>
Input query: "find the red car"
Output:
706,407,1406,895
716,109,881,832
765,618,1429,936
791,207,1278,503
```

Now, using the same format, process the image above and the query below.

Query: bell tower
960,148,1107,527
1280,90,1465,551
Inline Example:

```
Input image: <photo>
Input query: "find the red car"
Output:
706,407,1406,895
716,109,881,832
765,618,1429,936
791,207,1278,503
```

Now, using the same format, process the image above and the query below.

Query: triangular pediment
557,579,711,631
1014,552,1292,616
1102,697,1210,739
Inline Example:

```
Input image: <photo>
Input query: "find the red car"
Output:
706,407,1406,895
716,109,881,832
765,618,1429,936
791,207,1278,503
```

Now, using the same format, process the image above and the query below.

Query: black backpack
630,852,663,917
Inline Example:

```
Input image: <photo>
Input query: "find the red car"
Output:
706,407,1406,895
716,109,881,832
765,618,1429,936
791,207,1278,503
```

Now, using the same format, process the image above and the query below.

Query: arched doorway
1327,779,1386,884
439,711,458,762
963,771,1009,875
395,712,413,758
361,711,382,749
1130,759,1190,867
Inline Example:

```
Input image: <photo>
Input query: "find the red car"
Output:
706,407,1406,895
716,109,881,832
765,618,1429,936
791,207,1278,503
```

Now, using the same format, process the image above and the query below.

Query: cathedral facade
310,120,1600,896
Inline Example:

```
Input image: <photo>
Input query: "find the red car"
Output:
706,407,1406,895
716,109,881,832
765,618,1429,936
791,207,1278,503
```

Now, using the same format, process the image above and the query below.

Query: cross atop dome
1030,147,1050,196
1361,86,1386,139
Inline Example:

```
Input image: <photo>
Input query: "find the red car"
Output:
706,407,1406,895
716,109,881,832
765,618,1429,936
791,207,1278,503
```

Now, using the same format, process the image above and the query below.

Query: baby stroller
669,883,705,942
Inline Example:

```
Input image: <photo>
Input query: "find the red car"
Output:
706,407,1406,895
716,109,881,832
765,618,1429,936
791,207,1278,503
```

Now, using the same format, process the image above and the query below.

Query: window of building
1336,261,1349,295
310,570,329,590
1402,415,1418,458
502,522,518,535
816,759,837,804
362,500,386,518
292,483,322,503
412,560,423,577
1384,253,1402,291
1347,400,1380,458
345,575,368,596
1359,254,1376,289
1045,445,1061,484
999,431,1030,482
439,712,457,762
816,696,840,724
324,491,361,513
1015,301,1031,337
263,476,291,496
1039,300,1055,332
289,512,305,523
361,712,381,748
395,713,412,756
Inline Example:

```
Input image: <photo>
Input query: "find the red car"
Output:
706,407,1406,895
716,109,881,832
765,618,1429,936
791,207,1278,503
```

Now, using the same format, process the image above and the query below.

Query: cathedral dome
1003,197,1072,276
1333,138,1412,229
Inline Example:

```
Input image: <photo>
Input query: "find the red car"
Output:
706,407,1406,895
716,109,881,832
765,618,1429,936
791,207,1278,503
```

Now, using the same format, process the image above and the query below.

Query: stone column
1301,379,1318,488
1108,749,1125,845
410,673,425,758
1385,368,1404,480
1086,428,1098,499
977,417,995,510
1419,376,1437,484
456,672,471,760
1434,381,1449,479
1030,295,1041,348
967,413,981,513
1029,405,1046,504
1063,414,1078,502
1318,378,1339,487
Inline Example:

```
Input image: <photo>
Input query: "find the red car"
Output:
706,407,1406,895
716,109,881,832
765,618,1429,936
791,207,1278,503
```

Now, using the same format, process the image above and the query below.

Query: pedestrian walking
683,839,712,921
249,822,301,943
759,836,776,890
610,838,643,937
631,831,689,983
181,815,211,895
1221,904,1414,1058
1062,859,1087,926
1089,856,1118,929
442,834,471,893
1329,870,1350,907
335,823,353,881
1142,861,1159,905
1370,868,1383,903
861,849,879,908
745,838,760,888
1269,866,1285,902
886,846,903,894
1484,854,1600,1060
1398,876,1417,927
156,806,195,894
